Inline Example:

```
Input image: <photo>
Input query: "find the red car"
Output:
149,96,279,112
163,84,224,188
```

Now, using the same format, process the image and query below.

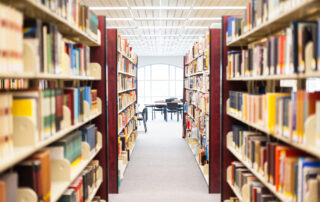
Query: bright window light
91,6,246,10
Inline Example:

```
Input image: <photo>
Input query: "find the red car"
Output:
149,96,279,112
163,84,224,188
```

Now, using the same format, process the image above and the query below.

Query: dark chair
137,108,147,133
165,98,176,103
152,105,165,120
167,102,180,121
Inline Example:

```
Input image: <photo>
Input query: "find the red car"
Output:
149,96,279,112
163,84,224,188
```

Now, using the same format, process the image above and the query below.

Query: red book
64,89,75,125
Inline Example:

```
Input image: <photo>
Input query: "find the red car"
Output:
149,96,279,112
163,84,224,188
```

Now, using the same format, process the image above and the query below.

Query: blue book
74,88,79,124
84,86,92,110
81,124,96,150
227,16,235,37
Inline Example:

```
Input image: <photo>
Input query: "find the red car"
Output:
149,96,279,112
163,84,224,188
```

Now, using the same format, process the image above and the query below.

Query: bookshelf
221,0,320,200
4,0,100,46
0,1,107,201
107,29,138,193
183,29,221,193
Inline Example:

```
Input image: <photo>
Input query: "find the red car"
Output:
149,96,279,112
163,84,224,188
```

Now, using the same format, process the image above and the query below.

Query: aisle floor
109,117,220,202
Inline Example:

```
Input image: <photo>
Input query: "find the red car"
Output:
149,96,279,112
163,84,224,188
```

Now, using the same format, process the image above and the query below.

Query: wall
138,56,184,68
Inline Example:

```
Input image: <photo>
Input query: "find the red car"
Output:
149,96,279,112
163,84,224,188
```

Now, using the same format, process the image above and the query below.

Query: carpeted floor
109,116,221,202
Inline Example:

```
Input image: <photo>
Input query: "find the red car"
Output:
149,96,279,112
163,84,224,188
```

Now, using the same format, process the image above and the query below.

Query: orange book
30,150,51,202
0,181,5,202
279,35,286,75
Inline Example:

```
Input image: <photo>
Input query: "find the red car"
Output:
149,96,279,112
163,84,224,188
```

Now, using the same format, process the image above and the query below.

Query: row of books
226,0,310,43
118,131,137,169
186,91,210,114
119,119,137,152
0,124,99,202
118,91,136,112
118,74,136,92
230,126,320,202
185,54,209,76
118,105,136,133
0,3,23,74
227,20,320,79
117,53,137,76
34,0,98,36
185,31,210,62
24,19,91,76
185,74,209,91
117,33,137,64
58,160,101,202
0,79,29,90
230,161,280,202
0,87,98,158
229,90,320,146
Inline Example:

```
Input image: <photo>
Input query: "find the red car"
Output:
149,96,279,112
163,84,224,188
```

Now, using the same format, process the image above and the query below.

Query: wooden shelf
185,50,208,65
186,140,209,185
0,72,100,80
118,100,136,114
227,0,320,47
185,87,209,94
118,71,136,77
117,50,137,65
227,181,243,201
7,0,100,46
118,115,136,134
51,145,102,202
118,88,136,94
88,180,103,202
226,99,320,159
227,145,289,202
227,72,320,81
185,71,210,77
0,111,101,173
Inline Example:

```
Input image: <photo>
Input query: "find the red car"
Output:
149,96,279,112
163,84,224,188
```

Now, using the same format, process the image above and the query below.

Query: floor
109,113,221,202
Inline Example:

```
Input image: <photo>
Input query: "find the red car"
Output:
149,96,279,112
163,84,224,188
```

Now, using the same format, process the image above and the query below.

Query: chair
137,108,147,133
166,102,180,121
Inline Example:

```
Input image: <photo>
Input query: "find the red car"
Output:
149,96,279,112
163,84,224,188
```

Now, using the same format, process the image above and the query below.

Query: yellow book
266,93,290,134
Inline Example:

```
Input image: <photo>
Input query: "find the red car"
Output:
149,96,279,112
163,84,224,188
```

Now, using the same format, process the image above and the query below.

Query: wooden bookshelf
5,0,100,46
183,29,221,193
227,0,320,47
0,110,101,173
107,29,138,193
227,72,320,81
0,3,105,199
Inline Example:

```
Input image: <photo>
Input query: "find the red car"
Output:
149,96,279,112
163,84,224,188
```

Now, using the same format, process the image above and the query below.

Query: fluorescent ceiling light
105,18,133,21
105,17,221,21
92,6,246,10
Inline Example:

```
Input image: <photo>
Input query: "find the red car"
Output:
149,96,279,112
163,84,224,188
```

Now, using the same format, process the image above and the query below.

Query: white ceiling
81,0,248,56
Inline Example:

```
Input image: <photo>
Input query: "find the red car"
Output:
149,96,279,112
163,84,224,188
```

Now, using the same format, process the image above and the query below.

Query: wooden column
209,28,221,193
106,29,119,193
90,16,108,200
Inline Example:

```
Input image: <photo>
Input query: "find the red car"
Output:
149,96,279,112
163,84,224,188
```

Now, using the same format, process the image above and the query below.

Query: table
144,102,183,121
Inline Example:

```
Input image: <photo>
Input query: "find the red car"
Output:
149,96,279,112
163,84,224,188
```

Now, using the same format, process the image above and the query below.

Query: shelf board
227,146,290,202
227,0,320,47
186,140,209,185
227,107,320,159
88,180,103,202
118,100,136,114
51,145,102,202
185,50,208,65
118,88,136,94
118,71,136,77
185,87,209,94
185,71,210,77
0,112,101,173
118,115,136,134
227,72,320,81
0,72,100,80
117,50,137,65
227,181,243,201
8,0,100,46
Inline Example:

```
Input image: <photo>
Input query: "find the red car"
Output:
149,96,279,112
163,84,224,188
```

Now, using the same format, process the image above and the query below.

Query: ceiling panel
82,0,248,56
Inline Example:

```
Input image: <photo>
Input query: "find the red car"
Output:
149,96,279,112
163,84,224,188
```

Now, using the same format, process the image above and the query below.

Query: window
138,64,183,105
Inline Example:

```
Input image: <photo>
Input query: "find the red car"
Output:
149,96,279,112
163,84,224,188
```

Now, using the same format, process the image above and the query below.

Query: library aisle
110,119,220,202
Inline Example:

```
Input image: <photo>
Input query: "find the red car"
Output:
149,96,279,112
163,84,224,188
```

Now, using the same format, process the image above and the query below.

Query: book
81,124,96,150
0,172,18,202
29,150,51,202
15,159,42,200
